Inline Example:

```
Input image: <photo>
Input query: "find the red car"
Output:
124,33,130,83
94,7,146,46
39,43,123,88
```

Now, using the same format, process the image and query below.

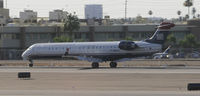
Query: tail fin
145,22,175,45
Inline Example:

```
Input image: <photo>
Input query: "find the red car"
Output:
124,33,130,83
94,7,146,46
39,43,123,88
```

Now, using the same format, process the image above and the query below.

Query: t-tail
145,22,175,45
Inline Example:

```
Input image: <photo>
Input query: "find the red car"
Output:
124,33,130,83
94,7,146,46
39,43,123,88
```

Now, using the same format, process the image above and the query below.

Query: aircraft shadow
78,66,188,70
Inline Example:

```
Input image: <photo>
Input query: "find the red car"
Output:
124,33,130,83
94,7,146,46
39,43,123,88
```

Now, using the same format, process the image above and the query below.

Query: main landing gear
28,59,33,67
92,62,99,68
91,62,118,68
110,62,117,68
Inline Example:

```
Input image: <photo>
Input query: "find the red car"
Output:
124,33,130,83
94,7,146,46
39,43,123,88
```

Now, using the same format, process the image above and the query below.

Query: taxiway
0,66,200,96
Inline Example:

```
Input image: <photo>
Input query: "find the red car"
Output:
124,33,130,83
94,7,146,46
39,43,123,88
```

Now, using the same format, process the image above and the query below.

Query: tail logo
145,22,175,45
156,33,164,40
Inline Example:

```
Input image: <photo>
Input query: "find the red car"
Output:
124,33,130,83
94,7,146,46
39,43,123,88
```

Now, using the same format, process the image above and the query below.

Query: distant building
20,10,37,23
0,0,3,8
85,4,103,19
0,8,9,18
49,9,68,22
0,0,9,25
0,8,9,25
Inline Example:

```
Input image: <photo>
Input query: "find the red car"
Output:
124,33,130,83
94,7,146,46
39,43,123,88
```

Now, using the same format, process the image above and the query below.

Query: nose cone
21,51,28,60
21,50,31,60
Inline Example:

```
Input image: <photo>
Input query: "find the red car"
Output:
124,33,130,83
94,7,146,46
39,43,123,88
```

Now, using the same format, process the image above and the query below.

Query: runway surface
0,66,200,96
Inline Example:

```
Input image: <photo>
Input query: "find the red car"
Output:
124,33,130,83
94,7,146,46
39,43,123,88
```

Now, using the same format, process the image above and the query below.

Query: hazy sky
6,0,200,19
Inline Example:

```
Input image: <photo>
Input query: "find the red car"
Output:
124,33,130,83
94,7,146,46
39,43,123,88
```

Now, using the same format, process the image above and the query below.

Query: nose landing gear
28,59,33,67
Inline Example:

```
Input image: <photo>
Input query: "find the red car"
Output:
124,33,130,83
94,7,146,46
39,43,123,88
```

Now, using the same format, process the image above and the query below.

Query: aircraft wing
62,55,104,62
76,56,104,62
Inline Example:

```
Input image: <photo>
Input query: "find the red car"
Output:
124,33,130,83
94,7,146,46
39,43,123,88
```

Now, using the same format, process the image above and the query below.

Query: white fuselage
22,41,162,62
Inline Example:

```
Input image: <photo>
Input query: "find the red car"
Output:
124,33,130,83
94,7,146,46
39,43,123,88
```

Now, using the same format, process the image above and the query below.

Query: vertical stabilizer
146,22,175,45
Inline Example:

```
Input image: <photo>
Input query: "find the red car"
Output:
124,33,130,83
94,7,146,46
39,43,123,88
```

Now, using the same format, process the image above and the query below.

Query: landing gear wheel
92,62,99,68
29,63,33,67
28,59,33,67
110,62,117,68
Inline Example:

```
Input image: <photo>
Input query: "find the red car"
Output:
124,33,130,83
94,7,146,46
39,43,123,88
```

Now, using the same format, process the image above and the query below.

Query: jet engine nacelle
118,41,137,50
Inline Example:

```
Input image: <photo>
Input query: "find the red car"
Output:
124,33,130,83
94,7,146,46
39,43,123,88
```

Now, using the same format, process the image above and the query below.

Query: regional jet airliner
22,22,175,68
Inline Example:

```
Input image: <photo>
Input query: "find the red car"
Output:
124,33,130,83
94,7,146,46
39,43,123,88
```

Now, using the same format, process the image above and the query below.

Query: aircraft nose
22,49,31,60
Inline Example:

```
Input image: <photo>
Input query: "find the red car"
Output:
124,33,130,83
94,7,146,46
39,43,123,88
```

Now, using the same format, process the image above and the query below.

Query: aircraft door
64,48,69,55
